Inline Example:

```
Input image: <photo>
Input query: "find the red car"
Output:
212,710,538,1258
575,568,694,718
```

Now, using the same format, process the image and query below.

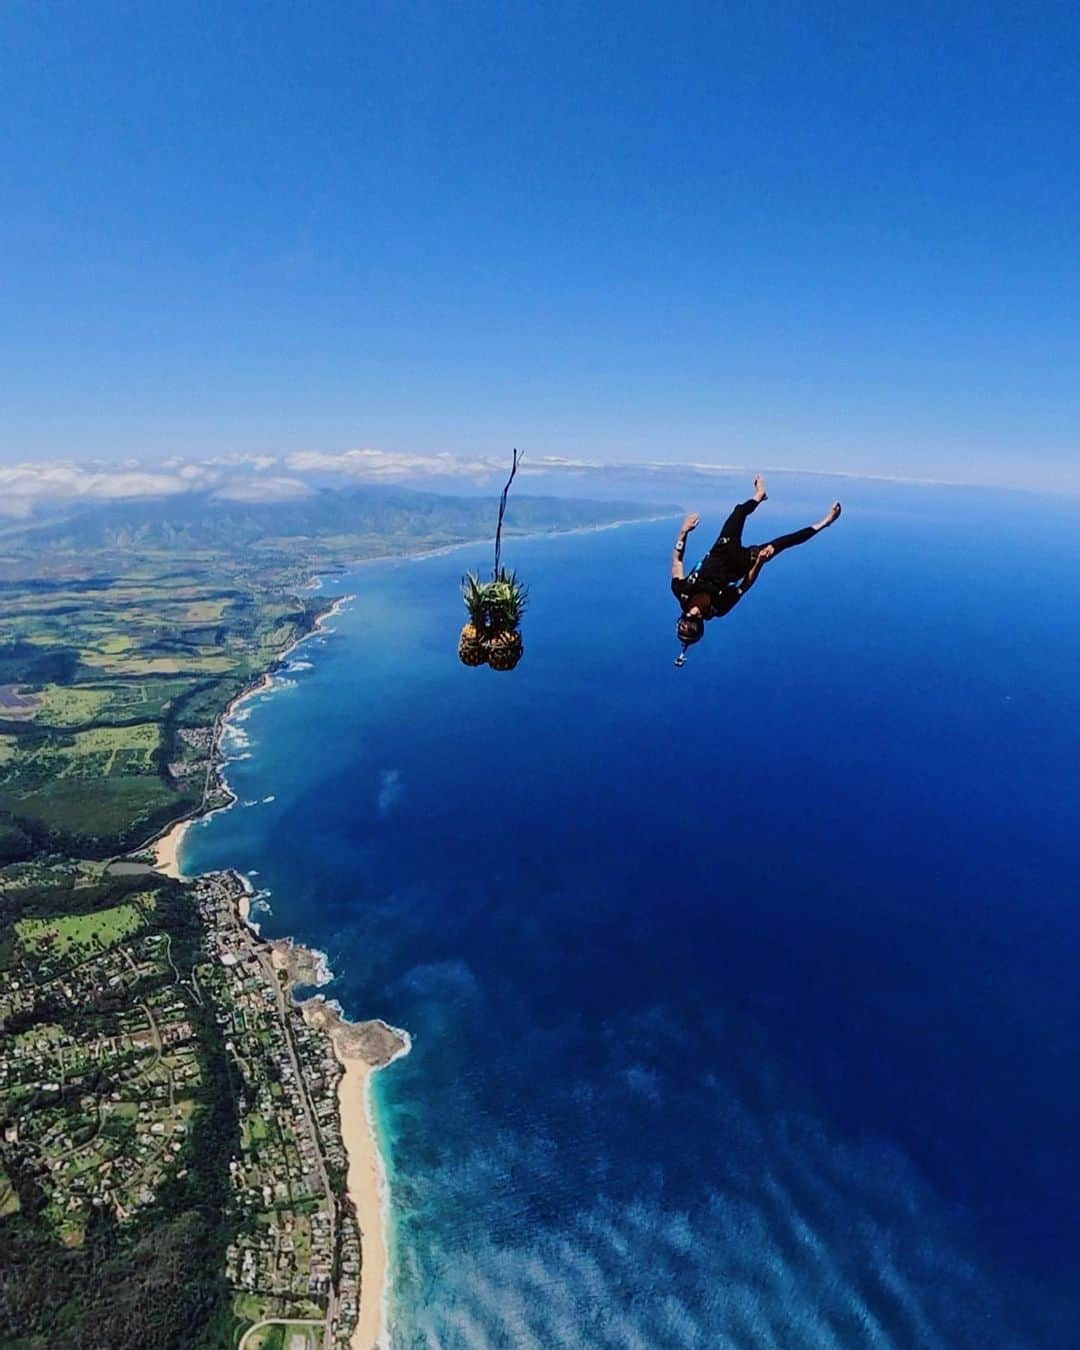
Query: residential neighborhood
0,863,362,1348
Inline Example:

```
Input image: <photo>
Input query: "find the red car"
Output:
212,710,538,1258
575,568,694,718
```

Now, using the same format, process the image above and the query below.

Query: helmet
676,614,704,646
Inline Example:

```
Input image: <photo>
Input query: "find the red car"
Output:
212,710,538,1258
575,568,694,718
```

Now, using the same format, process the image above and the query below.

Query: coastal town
0,584,405,1348
0,881,203,1243
196,867,373,1349
0,852,406,1350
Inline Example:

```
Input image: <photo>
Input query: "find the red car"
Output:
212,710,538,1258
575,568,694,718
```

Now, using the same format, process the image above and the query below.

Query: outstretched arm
671,513,699,582
738,544,774,594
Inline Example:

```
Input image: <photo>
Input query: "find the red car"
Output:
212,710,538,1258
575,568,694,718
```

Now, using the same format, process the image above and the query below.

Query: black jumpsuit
671,498,817,617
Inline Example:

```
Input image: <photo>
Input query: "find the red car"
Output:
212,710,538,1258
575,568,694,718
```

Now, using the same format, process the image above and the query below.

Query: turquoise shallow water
185,491,1080,1348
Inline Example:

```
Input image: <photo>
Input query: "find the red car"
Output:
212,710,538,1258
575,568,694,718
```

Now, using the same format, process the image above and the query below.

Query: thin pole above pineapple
458,450,528,670
493,448,521,580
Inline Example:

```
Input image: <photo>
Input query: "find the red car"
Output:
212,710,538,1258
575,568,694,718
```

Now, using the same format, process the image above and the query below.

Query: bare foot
816,501,842,530
754,473,768,503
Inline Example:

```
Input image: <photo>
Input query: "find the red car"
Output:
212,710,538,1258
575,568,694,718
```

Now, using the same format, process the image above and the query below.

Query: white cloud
285,447,505,481
0,462,195,516
0,457,318,516
0,447,983,520
213,476,314,502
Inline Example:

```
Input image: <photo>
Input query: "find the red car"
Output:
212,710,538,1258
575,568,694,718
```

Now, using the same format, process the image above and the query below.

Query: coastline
341,510,679,571
149,596,349,879
297,998,410,1350
332,1032,409,1350
267,935,409,1348
146,586,412,1346
141,516,665,1343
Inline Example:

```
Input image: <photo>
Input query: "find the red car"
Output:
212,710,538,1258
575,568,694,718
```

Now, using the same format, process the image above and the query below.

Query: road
243,925,340,1350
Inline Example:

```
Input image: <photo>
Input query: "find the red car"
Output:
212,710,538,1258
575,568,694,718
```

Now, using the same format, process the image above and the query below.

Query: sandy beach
294,1002,407,1348
151,817,191,878
337,1053,388,1350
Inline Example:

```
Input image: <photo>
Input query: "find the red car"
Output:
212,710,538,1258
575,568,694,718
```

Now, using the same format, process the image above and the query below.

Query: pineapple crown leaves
462,571,488,623
490,568,528,625
461,568,528,630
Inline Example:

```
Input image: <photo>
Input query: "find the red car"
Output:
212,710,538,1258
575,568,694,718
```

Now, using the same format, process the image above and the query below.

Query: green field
81,650,238,676
67,723,160,767
0,521,362,852
245,1322,323,1350
180,598,229,623
0,1166,20,1218
0,718,190,847
93,634,137,655
0,723,161,781
16,897,153,959
0,556,288,850
33,679,195,726
246,1112,270,1144
27,683,113,725
234,1293,268,1325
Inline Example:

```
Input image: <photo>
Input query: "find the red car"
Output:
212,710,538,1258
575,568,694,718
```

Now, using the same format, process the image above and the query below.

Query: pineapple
487,628,523,671
460,568,528,670
457,623,486,667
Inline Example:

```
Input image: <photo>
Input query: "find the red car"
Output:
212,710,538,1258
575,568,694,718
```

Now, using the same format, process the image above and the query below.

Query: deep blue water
185,488,1080,1348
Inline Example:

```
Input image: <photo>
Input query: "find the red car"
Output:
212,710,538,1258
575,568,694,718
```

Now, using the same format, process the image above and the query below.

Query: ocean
183,486,1080,1349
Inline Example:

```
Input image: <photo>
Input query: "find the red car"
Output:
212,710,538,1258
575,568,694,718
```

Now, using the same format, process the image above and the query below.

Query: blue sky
2,1,1078,489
